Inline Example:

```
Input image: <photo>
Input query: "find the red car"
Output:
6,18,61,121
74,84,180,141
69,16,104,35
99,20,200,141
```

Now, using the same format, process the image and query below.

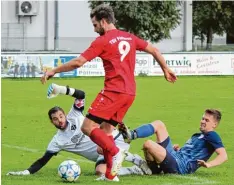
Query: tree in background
88,1,181,43
193,1,234,50
221,1,234,44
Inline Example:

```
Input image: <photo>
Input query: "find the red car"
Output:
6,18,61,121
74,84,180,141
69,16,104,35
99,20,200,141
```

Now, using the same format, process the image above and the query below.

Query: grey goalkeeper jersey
47,104,129,162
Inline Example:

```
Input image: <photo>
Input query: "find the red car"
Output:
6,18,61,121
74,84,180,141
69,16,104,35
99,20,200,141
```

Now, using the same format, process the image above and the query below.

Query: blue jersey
172,131,224,174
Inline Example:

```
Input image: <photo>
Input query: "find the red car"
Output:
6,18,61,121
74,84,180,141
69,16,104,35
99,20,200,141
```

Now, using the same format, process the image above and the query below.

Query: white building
1,0,194,52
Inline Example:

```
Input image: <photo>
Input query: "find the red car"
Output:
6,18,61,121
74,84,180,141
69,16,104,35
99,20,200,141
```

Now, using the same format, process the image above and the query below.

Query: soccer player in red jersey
41,4,177,181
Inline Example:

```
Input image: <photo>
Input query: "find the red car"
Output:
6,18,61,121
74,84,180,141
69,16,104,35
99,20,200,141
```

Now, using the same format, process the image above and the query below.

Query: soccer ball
58,160,81,182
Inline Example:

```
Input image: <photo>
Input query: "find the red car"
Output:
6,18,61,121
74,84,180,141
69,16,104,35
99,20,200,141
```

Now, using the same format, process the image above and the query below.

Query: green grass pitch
1,76,234,185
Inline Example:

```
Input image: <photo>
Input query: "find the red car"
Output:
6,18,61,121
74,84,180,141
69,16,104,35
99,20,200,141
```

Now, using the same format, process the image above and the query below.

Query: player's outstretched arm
197,147,228,168
52,56,87,74
41,56,87,85
47,83,85,100
144,43,177,83
6,151,55,176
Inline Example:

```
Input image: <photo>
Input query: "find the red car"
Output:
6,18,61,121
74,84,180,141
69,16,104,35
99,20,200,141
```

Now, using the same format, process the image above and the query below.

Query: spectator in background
26,63,30,77
31,64,36,78
14,62,19,78
20,64,26,78
1,63,4,74
7,57,12,69
2,57,8,69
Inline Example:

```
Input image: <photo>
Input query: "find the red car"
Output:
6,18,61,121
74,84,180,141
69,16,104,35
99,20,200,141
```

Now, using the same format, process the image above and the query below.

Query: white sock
119,166,143,176
125,152,135,163
132,157,141,166
118,167,132,176
125,152,144,166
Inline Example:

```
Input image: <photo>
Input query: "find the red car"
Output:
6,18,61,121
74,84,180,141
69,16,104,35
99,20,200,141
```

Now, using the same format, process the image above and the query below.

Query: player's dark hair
205,109,222,123
48,106,65,120
90,4,115,24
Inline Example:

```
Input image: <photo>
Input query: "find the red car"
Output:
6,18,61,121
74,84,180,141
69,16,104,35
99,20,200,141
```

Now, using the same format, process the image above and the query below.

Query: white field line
174,174,218,184
2,144,40,153
161,182,217,185
2,144,94,163
2,144,219,184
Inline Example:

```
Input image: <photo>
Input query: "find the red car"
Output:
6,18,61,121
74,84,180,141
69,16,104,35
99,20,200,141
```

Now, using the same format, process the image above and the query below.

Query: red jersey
81,29,148,95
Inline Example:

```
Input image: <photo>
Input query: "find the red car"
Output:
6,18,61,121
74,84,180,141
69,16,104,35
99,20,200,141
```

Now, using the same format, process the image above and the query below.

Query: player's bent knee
143,140,155,150
152,120,166,131
152,120,165,127
143,140,163,153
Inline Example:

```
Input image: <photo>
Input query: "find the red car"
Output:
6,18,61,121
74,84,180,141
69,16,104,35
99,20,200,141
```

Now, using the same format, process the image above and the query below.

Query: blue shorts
147,137,179,174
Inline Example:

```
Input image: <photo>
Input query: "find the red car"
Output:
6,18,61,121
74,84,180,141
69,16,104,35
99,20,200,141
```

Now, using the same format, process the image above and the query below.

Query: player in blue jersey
119,109,228,174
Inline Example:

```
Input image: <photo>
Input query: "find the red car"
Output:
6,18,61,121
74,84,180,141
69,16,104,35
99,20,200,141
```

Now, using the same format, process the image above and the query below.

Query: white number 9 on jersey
118,41,130,62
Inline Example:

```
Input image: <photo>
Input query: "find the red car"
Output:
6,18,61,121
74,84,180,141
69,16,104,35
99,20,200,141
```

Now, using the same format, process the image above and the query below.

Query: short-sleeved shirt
171,131,224,174
46,100,129,162
81,29,148,95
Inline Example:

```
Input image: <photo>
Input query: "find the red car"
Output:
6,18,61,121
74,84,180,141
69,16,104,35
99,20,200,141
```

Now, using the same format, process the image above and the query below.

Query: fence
1,23,26,51
1,53,234,78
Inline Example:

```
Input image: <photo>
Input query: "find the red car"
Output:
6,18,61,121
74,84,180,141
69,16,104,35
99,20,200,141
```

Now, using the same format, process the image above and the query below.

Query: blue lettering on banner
54,56,78,77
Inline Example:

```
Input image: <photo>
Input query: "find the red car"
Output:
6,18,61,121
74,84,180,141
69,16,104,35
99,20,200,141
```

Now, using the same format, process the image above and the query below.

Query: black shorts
86,113,119,127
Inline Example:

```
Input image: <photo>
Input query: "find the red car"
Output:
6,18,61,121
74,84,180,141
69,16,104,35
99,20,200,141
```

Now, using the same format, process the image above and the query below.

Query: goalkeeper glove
47,83,62,99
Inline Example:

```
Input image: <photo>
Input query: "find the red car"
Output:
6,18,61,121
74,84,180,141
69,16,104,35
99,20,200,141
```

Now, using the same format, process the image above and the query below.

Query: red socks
104,135,119,179
90,128,119,156
90,129,120,179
